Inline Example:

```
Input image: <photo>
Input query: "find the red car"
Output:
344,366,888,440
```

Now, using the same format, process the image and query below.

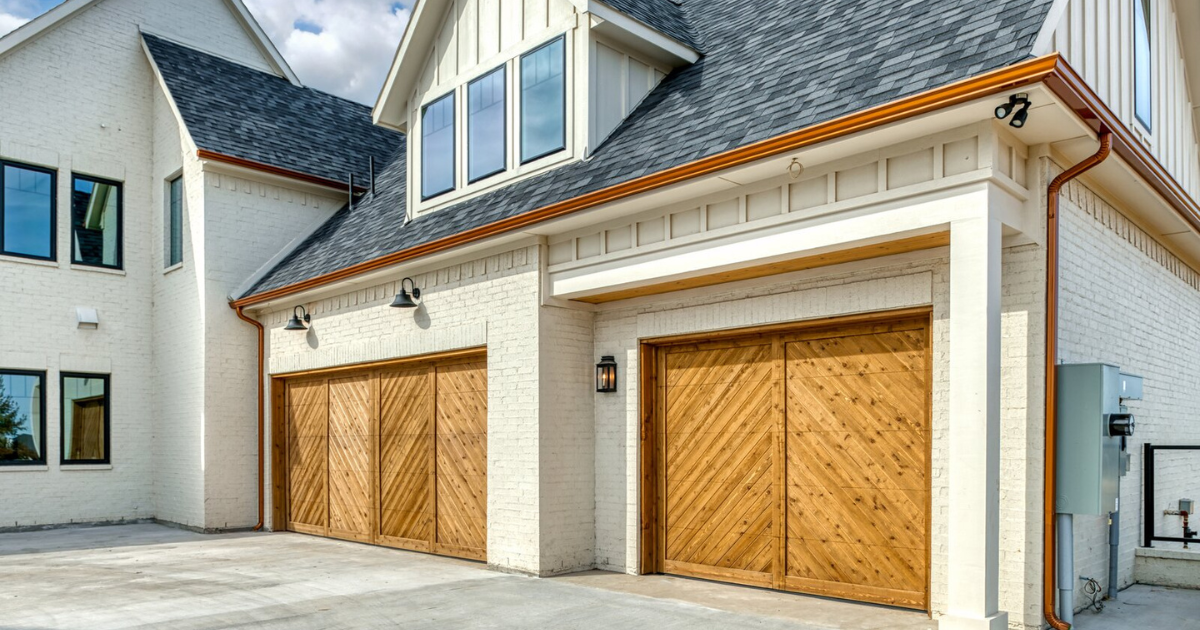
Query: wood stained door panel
645,315,931,611
662,344,776,587
280,352,488,563
434,360,488,561
327,374,376,543
286,379,328,536
378,367,434,551
782,326,930,609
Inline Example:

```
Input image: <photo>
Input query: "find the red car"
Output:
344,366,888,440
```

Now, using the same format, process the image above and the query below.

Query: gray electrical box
1056,364,1142,515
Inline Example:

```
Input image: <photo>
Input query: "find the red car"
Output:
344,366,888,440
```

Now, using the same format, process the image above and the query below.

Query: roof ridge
141,31,374,112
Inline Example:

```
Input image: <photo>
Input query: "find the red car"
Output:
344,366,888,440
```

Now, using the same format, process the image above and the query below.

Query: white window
468,66,507,183
422,92,456,199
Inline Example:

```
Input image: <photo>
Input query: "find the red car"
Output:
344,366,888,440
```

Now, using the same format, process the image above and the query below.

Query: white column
941,216,1006,630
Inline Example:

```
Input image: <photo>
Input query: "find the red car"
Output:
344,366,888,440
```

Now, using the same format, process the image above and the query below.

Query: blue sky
0,0,411,104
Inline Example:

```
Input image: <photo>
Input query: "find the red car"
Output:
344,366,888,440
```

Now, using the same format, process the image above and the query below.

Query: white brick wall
260,244,600,574
1056,162,1200,609
593,249,1045,627
0,0,303,530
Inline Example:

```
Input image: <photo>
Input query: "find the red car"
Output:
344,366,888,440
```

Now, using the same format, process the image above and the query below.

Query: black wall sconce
995,93,1032,128
596,356,618,393
391,277,422,309
284,305,311,331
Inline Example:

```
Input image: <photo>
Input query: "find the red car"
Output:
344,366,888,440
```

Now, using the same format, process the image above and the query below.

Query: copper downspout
1043,130,1112,630
234,305,266,532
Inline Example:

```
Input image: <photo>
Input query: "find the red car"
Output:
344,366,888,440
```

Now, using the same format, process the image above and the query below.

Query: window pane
468,66,507,182
1134,0,1152,129
168,177,183,267
521,37,566,163
72,177,122,268
0,372,44,464
62,375,107,463
422,92,456,199
2,165,54,259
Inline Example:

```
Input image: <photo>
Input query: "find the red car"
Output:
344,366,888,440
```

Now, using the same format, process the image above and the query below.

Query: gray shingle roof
601,0,699,49
238,0,1055,299
143,33,401,186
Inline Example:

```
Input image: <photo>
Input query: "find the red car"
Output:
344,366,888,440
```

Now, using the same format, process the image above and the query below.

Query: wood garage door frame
271,347,487,561
638,307,933,611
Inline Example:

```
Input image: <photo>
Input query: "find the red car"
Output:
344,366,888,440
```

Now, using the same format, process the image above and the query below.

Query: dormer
373,0,699,219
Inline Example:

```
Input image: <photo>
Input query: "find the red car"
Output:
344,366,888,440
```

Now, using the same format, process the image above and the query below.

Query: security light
995,93,1032,128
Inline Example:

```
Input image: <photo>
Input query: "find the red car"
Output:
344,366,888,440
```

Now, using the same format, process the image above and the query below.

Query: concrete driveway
0,524,935,630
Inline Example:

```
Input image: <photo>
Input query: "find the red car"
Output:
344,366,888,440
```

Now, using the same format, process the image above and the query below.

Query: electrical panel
1056,364,1143,515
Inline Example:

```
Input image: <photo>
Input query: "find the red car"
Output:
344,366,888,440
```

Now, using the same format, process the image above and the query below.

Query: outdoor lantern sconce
994,92,1032,128
596,356,618,393
284,305,311,331
390,278,422,309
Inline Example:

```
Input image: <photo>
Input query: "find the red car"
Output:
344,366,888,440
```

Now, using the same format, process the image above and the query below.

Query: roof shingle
143,33,401,186
219,0,1056,298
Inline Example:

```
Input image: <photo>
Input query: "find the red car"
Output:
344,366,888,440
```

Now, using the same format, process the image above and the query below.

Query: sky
0,0,412,105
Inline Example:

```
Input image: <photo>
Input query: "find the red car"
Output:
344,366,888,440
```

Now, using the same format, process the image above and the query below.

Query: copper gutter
1043,130,1112,630
197,149,368,194
234,305,266,532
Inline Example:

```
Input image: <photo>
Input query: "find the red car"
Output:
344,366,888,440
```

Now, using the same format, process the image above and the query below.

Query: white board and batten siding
590,37,668,151
407,0,583,217
1044,0,1200,200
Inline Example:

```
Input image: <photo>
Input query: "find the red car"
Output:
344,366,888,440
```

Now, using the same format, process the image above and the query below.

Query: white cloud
0,12,29,37
243,0,411,105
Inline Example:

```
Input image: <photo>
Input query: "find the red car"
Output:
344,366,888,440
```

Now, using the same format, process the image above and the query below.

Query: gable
0,0,294,82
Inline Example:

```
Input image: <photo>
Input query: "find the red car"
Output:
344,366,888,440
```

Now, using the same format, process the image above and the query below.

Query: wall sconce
596,356,618,393
284,305,311,331
390,278,422,309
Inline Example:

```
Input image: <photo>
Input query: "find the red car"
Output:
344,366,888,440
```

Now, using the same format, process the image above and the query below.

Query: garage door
645,315,930,609
280,353,487,561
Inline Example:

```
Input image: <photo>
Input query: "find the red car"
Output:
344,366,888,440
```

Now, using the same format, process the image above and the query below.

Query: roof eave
588,0,699,65
373,0,444,132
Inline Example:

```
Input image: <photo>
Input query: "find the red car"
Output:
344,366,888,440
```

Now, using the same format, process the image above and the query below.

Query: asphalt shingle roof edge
239,0,1057,301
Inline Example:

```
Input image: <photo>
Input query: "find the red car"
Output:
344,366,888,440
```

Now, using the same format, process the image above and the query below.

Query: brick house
2,1,1199,629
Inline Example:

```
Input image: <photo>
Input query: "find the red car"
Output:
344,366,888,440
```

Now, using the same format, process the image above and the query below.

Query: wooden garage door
280,352,487,561
646,315,930,610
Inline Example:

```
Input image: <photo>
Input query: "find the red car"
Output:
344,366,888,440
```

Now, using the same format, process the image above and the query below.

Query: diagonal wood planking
664,344,775,576
435,360,488,556
783,327,929,605
328,374,376,543
650,317,930,610
287,379,328,531
282,353,488,562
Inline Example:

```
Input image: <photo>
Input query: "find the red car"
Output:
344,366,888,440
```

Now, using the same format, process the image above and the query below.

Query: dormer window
421,92,455,199
468,66,506,183
520,37,566,164
1133,0,1152,130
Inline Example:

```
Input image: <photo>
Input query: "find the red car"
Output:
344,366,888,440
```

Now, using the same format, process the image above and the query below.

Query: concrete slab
1073,584,1200,630
0,524,934,630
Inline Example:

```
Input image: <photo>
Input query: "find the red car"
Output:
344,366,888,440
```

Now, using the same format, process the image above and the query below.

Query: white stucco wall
0,0,276,528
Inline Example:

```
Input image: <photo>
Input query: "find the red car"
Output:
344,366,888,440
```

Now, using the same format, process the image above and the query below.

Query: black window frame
0,369,47,467
70,173,124,270
0,160,57,262
421,91,457,201
1133,0,1153,131
166,176,183,268
59,372,111,466
467,64,508,185
519,35,568,165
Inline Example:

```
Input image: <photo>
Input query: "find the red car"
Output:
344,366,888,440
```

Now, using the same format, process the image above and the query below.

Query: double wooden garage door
280,354,487,561
644,315,931,609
